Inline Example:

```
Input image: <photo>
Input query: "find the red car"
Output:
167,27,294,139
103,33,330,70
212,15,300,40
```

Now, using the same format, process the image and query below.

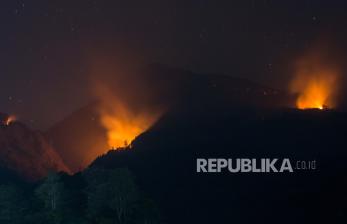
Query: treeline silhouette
0,168,161,224
90,107,347,224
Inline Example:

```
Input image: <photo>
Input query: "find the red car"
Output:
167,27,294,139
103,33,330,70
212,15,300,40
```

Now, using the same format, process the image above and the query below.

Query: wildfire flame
99,103,159,149
4,115,16,126
290,52,340,110
94,82,162,150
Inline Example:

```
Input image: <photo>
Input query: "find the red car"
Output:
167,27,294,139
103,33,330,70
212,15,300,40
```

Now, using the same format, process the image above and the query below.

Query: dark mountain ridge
1,65,346,223
91,106,347,224
47,64,295,172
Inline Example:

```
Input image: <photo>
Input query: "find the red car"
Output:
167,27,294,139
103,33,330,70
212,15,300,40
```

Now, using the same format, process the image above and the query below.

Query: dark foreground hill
91,105,347,224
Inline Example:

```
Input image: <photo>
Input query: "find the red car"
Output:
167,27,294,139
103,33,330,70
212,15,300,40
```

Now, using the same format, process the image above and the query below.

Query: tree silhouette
35,172,66,224
0,184,28,224
84,168,139,224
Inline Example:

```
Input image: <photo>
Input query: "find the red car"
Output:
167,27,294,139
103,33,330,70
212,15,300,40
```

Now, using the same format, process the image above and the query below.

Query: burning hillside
290,48,341,110
1,114,16,126
99,103,159,149
94,82,162,149
0,113,70,180
47,64,292,173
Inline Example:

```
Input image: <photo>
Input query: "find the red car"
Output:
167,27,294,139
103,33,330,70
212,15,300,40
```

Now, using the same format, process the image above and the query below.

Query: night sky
1,0,347,128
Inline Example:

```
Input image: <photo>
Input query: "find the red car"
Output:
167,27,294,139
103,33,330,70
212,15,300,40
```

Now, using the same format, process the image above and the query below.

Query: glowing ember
289,52,340,110
4,115,16,126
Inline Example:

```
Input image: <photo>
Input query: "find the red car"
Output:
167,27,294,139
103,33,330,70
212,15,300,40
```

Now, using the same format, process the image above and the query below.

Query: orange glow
94,82,162,150
290,52,340,110
5,115,16,126
99,103,158,149
291,72,338,109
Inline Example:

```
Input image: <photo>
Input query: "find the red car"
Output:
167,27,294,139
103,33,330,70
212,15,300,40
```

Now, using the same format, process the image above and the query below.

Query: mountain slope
91,106,347,224
0,113,70,180
46,102,109,172
47,64,294,172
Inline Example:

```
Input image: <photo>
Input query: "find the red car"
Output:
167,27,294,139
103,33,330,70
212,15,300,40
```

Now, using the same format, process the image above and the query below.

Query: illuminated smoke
93,81,162,150
289,49,340,110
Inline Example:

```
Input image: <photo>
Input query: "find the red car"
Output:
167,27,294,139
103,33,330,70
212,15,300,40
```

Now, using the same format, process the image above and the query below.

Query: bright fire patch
99,104,157,149
291,73,337,109
4,115,16,126
290,52,340,110
93,82,162,150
